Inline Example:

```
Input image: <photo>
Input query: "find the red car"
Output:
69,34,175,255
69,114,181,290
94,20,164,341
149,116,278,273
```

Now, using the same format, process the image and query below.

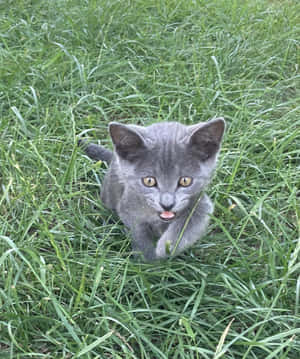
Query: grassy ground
0,0,299,358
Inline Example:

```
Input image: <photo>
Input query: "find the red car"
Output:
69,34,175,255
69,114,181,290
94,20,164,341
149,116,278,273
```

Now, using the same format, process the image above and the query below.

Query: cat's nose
159,192,175,211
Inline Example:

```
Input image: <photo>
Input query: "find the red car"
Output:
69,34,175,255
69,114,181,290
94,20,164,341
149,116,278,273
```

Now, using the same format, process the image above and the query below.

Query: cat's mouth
159,211,176,221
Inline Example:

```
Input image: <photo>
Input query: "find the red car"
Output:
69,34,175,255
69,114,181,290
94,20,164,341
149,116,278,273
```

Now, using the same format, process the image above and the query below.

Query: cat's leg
131,224,158,261
155,194,213,259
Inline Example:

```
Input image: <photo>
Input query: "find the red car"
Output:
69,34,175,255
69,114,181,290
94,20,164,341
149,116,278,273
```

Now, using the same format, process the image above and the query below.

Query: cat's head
109,119,225,221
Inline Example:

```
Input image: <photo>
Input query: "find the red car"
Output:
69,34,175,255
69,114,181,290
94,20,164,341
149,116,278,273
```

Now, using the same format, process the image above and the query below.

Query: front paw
155,238,172,259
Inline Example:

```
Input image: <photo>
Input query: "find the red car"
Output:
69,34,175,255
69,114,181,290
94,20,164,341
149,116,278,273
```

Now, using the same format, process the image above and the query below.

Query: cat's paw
155,238,173,259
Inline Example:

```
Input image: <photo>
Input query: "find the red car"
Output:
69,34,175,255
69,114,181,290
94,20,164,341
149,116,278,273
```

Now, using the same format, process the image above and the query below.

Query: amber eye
179,176,193,187
142,176,157,187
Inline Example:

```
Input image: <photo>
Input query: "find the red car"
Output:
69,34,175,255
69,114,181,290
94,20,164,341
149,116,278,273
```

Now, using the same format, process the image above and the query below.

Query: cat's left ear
189,118,225,161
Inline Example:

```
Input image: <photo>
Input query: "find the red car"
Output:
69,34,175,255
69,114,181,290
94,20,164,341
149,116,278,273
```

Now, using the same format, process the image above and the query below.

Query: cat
80,118,225,261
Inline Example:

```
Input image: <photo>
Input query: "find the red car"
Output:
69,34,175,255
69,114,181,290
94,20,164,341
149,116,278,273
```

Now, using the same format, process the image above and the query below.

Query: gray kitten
80,118,225,261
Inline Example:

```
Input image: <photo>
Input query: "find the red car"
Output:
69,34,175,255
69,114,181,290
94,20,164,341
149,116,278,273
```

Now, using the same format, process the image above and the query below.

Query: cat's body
81,119,225,261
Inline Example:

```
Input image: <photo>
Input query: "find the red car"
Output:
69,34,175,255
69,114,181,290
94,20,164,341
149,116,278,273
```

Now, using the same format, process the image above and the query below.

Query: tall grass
0,0,299,357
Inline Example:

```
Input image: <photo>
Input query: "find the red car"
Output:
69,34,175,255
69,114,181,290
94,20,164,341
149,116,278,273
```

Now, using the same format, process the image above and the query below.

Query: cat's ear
109,122,146,161
189,118,225,161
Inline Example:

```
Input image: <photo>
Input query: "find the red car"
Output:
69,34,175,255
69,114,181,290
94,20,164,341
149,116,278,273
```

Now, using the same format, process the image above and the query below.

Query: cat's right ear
188,118,225,161
109,122,146,161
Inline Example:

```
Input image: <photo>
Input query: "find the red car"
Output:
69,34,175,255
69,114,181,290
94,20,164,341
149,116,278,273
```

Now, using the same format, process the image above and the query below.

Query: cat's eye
142,176,157,187
179,176,193,187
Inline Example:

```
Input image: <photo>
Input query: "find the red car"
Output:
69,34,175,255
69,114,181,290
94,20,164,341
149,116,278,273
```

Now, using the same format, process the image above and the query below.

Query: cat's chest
148,219,170,237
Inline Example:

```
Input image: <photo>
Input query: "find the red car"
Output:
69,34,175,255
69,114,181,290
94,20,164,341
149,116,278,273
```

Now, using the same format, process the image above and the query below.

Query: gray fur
81,119,225,261
78,139,113,163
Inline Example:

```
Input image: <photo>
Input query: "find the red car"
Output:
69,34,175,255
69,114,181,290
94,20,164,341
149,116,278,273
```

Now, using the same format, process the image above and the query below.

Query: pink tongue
160,211,175,220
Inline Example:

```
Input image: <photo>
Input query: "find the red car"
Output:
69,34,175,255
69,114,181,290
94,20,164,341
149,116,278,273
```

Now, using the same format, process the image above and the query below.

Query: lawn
0,0,299,358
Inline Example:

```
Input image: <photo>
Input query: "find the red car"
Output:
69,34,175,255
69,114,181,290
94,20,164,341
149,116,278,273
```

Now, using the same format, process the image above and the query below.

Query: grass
0,0,299,357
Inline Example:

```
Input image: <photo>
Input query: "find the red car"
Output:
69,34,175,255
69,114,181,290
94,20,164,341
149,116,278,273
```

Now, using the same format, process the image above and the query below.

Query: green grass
0,0,299,357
